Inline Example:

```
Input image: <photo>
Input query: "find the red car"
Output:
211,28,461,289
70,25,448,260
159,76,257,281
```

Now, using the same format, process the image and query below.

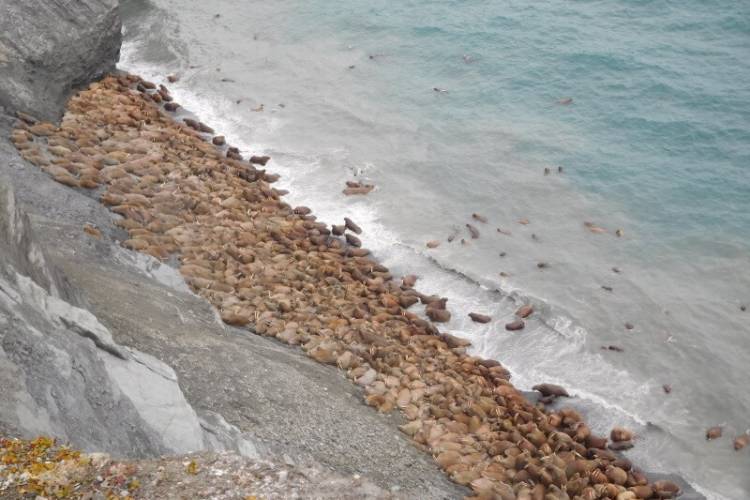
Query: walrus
344,217,362,234
402,274,418,288
505,320,524,331
164,102,180,112
212,135,226,146
706,426,722,440
343,185,374,195
663,384,672,394
426,240,440,248
734,432,749,450
472,213,488,223
427,308,450,323
544,167,550,175
532,383,569,398
557,97,573,105
345,233,362,247
250,155,270,165
604,345,623,352
515,305,533,318
608,440,634,451
466,224,480,239
653,481,681,498
610,427,633,442
183,118,201,130
468,312,491,324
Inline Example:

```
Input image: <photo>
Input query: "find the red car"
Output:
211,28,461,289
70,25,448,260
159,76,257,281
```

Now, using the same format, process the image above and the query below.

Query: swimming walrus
468,312,491,324
466,223,480,239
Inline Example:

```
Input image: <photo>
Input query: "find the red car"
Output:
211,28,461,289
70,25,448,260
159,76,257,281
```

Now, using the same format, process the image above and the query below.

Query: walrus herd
11,72,720,499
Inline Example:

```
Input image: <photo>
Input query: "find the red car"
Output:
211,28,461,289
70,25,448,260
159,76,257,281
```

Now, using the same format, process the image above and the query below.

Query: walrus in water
734,432,749,451
557,97,573,105
706,426,723,440
468,312,491,324
532,383,569,398
344,217,362,234
466,224,480,239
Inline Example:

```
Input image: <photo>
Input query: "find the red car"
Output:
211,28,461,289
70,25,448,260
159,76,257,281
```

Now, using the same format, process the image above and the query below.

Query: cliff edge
0,0,121,121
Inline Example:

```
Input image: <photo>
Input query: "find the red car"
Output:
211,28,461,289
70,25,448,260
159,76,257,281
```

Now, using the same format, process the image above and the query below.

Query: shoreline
7,72,699,499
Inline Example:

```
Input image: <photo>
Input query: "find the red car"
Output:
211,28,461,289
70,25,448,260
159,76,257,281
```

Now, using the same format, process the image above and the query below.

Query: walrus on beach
532,383,569,398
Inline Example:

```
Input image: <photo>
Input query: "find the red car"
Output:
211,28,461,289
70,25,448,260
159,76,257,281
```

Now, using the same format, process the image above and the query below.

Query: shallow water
119,0,750,497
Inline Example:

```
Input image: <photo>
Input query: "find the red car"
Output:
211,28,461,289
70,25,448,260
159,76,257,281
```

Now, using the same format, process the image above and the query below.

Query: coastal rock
0,0,122,121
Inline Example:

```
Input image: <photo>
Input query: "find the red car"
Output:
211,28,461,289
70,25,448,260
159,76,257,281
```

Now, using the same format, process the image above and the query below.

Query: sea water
119,1,750,497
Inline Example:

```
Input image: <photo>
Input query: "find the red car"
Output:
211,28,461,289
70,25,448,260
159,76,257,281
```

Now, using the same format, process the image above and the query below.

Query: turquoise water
295,0,750,249
121,0,750,497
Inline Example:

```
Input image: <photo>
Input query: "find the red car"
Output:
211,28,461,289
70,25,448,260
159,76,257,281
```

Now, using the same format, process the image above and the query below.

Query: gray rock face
0,180,206,457
0,0,121,120
0,115,467,497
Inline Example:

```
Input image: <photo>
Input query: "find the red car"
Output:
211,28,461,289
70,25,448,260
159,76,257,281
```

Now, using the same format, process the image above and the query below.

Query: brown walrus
466,223,480,239
341,217,360,234
468,312,491,324
705,426,722,440
472,213,488,223
250,155,271,166
505,320,524,331
734,432,749,451
402,274,418,288
532,383,569,398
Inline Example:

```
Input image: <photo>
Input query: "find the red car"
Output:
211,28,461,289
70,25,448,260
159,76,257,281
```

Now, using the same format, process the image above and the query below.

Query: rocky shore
0,1,705,498
5,71,689,499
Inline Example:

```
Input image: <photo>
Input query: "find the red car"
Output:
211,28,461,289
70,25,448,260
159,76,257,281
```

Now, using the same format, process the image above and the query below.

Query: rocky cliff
0,0,121,121
0,181,205,457
0,1,467,497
